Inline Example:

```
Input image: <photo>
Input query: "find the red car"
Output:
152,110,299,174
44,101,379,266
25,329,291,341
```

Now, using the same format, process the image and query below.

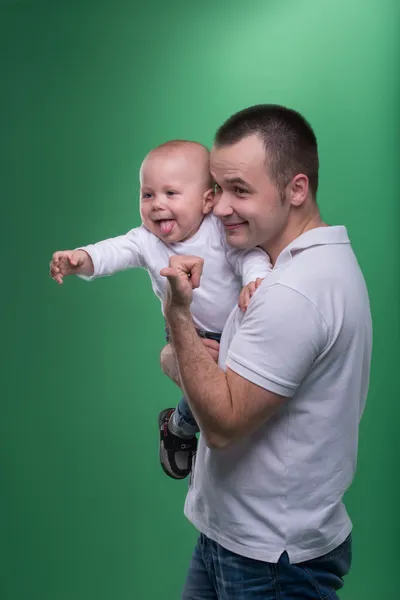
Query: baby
50,140,271,479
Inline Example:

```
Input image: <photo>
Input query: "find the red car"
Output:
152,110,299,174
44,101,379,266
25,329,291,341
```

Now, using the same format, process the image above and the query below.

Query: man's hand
202,338,220,362
161,338,220,387
238,277,264,311
49,249,93,284
160,255,204,311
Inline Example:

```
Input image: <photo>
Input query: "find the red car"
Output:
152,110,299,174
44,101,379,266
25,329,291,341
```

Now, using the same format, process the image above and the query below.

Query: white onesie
78,214,271,332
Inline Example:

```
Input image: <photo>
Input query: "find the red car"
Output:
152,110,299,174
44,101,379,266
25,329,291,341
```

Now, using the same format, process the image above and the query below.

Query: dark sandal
158,408,197,480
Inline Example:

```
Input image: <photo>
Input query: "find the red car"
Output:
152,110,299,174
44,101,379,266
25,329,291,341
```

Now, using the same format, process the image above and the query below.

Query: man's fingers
208,349,219,362
160,267,179,280
166,255,204,288
190,261,203,289
160,265,198,291
201,338,220,351
201,338,220,362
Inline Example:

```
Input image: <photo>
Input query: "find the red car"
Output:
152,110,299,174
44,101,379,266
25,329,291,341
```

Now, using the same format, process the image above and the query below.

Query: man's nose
213,192,233,218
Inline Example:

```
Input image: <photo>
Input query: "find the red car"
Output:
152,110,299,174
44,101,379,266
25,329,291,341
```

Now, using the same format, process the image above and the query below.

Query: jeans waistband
164,324,221,344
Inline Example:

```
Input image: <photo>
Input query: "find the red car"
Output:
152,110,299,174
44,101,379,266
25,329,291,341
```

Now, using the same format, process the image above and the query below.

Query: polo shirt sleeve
226,283,328,397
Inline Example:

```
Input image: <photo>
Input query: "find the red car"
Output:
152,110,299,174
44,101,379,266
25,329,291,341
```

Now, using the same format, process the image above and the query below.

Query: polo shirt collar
275,225,350,267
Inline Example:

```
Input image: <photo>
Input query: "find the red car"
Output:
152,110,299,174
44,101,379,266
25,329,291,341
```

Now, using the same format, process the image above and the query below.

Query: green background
1,0,399,598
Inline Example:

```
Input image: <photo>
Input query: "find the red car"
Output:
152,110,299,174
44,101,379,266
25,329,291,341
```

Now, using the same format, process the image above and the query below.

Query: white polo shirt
184,225,372,563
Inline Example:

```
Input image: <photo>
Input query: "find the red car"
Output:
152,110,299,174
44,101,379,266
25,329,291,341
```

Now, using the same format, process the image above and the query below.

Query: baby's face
139,149,213,243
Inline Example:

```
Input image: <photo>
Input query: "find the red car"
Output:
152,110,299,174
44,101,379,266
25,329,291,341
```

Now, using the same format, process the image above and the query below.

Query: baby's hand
49,249,91,284
238,278,264,311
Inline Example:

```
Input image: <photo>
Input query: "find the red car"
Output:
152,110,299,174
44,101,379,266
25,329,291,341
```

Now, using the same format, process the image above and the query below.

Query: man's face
210,135,290,251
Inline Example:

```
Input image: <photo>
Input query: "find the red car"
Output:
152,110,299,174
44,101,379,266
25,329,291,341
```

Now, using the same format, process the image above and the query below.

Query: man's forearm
166,307,233,447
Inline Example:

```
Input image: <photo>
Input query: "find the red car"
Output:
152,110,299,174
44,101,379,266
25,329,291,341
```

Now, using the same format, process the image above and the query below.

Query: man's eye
234,186,246,195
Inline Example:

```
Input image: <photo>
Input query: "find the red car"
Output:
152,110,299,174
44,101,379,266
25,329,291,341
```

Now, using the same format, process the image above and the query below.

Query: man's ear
202,188,215,215
288,174,309,207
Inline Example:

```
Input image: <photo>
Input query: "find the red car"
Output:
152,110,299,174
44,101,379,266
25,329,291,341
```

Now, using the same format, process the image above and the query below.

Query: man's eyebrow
225,177,251,187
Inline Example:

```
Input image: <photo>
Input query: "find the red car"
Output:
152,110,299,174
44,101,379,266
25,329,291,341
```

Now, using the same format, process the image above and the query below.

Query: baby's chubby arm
224,246,272,311
229,247,272,286
49,227,146,284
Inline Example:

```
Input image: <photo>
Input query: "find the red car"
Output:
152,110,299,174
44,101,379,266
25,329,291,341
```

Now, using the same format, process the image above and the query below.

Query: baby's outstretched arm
50,249,93,284
50,228,146,284
223,243,272,311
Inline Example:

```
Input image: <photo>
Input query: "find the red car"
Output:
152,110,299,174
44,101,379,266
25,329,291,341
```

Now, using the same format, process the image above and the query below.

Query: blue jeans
182,533,352,599
165,326,221,436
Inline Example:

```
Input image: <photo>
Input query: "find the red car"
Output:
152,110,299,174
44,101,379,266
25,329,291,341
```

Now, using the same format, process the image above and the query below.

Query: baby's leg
170,396,200,437
158,343,198,480
160,343,181,387
160,343,199,437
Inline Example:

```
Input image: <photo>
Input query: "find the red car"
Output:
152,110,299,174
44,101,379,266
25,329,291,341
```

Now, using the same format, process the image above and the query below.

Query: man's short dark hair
214,104,319,198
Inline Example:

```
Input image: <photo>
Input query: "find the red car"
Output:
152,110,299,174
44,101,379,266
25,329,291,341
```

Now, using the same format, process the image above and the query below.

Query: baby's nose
151,197,165,210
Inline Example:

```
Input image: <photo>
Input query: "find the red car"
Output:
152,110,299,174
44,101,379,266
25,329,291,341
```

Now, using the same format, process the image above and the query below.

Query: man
160,105,372,599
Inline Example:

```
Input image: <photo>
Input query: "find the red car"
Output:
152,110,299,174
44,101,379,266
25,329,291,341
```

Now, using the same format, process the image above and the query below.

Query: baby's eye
142,193,152,199
166,190,178,196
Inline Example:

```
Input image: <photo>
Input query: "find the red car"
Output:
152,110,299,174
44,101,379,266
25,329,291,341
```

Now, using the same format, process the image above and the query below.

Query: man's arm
160,339,221,389
166,308,287,448
165,274,327,449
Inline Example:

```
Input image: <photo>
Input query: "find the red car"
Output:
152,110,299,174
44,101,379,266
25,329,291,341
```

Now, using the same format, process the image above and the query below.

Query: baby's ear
202,188,215,214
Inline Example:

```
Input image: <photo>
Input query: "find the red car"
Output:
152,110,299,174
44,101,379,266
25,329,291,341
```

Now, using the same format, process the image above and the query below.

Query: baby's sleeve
227,247,273,286
77,227,147,280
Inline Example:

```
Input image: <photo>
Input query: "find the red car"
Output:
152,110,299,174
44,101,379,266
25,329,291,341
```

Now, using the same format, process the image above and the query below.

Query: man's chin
225,231,253,250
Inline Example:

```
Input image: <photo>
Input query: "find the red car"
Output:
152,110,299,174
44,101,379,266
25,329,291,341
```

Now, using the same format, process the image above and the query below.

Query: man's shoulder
273,243,363,295
252,244,369,334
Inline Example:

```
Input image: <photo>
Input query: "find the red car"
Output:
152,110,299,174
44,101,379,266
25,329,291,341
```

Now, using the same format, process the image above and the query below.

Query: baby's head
139,140,214,243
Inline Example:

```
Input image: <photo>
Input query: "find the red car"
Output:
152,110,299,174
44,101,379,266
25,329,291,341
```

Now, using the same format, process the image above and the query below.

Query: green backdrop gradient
1,1,399,598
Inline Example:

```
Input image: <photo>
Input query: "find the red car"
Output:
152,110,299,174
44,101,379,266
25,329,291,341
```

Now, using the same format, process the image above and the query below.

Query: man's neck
263,209,327,266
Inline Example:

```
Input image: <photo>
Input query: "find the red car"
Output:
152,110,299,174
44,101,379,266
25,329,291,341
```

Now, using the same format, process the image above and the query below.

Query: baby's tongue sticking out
160,219,175,235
